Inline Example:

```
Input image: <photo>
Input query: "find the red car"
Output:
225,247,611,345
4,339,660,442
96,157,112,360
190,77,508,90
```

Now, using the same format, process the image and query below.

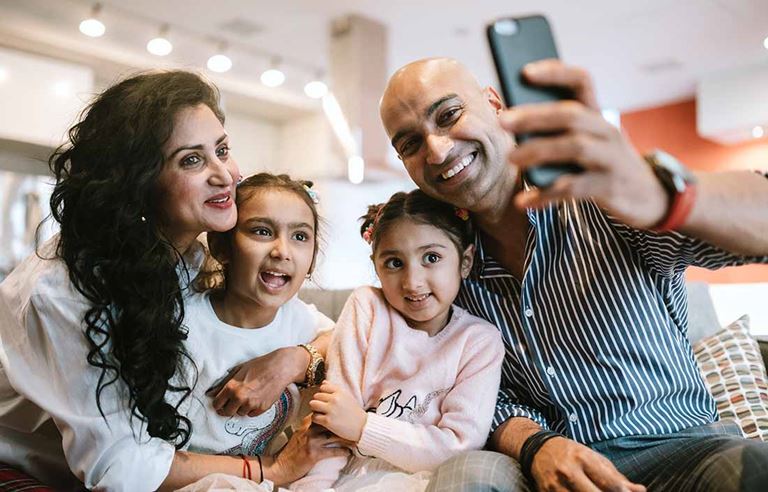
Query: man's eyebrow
425,94,459,118
390,94,459,148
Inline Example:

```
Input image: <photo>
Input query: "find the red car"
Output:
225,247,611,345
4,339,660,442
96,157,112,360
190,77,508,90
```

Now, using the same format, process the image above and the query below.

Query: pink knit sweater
291,286,504,491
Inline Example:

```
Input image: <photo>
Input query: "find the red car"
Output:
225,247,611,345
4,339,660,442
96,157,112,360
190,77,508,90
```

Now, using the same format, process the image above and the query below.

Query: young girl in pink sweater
291,189,505,491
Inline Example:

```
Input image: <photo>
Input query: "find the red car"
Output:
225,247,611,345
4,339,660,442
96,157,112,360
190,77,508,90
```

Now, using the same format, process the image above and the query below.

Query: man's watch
298,343,325,387
643,150,697,232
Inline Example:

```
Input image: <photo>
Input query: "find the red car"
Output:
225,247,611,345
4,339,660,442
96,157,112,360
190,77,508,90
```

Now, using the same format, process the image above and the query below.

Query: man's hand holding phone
501,59,670,231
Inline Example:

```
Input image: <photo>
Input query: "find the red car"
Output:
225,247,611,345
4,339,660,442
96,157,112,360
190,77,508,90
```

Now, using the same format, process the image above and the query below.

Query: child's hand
309,381,367,442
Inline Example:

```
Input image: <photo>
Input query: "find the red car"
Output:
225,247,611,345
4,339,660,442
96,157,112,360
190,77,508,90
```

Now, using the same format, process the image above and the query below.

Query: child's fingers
312,413,328,427
319,381,337,393
309,399,331,413
311,391,332,402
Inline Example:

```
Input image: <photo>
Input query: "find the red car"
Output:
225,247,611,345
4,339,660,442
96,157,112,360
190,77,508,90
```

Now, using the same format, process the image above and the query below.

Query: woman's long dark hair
48,70,224,447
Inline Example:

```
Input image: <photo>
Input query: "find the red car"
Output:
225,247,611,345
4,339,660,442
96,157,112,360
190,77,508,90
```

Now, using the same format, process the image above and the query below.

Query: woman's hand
309,381,368,442
265,416,350,486
207,346,310,417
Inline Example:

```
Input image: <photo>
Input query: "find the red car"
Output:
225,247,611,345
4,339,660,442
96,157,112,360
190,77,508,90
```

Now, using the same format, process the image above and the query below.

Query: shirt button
569,413,578,423
546,366,556,376
524,308,534,318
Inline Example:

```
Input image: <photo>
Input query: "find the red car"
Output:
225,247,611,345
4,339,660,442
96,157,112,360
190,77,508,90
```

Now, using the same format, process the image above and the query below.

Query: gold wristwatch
298,343,325,387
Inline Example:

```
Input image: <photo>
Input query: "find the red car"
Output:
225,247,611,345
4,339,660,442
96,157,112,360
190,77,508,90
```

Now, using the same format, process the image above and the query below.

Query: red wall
620,99,768,283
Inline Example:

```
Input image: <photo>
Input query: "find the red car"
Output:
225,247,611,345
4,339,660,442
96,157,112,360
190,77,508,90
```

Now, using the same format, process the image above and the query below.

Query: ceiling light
147,24,173,56
764,36,768,50
752,126,764,139
348,156,364,184
208,54,232,72
79,3,105,38
304,80,328,99
261,68,285,88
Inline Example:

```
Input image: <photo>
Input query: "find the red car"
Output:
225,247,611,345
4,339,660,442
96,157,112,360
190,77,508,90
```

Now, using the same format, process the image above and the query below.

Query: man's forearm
681,171,768,256
490,417,543,460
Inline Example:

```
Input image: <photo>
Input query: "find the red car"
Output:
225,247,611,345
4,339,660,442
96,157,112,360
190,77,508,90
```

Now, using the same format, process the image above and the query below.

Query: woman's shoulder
1,236,84,309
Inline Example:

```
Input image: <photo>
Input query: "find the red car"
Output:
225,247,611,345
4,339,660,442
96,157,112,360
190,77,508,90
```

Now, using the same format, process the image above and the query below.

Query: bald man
380,58,768,492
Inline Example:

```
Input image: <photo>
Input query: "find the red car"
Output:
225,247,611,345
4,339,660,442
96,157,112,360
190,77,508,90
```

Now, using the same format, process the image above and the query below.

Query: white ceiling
1,0,767,113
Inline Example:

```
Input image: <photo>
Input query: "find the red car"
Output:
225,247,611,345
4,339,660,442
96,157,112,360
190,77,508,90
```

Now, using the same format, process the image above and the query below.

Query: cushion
0,464,55,492
693,315,768,441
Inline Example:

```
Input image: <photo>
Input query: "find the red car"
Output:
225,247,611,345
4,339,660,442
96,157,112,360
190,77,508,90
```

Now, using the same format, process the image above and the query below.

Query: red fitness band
651,184,697,232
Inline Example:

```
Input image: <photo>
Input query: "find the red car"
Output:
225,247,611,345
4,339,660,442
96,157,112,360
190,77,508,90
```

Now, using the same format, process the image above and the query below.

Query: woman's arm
159,419,349,491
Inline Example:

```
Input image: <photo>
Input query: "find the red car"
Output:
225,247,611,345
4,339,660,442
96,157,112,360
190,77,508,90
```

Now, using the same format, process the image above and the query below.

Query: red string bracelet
239,454,252,480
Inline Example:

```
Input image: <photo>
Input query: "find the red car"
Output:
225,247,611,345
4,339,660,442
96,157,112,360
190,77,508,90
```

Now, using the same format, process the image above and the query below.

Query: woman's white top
0,236,331,491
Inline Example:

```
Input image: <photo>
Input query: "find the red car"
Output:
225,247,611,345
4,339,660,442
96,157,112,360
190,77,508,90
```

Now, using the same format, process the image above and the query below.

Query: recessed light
304,80,328,99
261,68,285,88
79,18,105,38
752,126,764,139
207,54,232,73
763,36,768,50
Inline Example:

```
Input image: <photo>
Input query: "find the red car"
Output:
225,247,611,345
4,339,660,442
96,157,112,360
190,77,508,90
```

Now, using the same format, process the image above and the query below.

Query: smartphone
487,15,582,188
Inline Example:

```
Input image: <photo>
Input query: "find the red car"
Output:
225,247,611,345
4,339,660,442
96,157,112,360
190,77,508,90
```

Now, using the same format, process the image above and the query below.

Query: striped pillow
693,315,768,441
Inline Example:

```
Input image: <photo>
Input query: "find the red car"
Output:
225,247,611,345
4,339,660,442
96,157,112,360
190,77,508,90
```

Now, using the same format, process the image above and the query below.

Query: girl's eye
383,258,403,269
251,227,271,237
216,145,229,158
181,154,202,167
293,231,310,242
424,252,441,264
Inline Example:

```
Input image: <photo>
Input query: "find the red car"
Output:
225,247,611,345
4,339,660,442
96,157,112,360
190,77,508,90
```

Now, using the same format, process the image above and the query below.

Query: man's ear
460,244,475,278
486,86,504,113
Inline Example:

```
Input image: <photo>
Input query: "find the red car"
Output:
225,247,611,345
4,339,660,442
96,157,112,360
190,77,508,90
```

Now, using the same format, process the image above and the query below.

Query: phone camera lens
494,19,518,36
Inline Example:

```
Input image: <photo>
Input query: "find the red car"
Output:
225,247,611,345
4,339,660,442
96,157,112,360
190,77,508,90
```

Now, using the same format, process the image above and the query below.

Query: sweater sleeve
290,289,373,491
357,327,504,473
0,292,175,492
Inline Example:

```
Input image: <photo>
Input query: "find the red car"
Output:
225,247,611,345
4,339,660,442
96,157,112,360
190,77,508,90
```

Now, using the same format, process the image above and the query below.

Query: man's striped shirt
456,198,767,444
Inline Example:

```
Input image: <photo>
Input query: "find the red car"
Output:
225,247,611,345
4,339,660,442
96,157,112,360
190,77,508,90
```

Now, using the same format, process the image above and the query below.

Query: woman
0,71,344,491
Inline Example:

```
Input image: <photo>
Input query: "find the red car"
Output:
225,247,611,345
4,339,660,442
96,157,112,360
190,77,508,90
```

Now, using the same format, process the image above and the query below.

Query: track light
147,24,173,56
207,43,232,73
304,80,328,99
261,58,285,87
79,3,106,38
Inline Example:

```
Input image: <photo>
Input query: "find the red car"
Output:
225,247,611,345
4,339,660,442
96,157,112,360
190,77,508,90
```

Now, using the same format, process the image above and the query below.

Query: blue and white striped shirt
456,199,768,444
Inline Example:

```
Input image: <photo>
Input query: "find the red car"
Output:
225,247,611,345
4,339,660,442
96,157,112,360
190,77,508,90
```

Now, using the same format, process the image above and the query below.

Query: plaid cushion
693,314,768,441
0,464,54,492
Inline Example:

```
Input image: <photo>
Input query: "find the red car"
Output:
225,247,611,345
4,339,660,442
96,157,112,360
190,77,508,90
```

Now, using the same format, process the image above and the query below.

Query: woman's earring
140,216,147,223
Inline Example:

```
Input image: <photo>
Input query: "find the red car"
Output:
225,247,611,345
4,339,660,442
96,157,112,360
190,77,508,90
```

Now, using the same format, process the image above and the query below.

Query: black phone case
487,15,582,188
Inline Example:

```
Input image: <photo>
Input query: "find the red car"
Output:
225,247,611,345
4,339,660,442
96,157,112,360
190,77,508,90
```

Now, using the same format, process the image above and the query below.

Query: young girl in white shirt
180,173,347,490
291,189,505,492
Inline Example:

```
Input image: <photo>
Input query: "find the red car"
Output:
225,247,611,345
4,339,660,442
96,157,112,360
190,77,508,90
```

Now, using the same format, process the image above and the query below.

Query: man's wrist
519,430,565,485
491,417,542,459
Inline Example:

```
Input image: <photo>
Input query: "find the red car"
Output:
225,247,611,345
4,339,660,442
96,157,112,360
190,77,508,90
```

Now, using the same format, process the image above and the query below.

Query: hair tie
362,205,384,244
303,184,320,204
454,207,470,221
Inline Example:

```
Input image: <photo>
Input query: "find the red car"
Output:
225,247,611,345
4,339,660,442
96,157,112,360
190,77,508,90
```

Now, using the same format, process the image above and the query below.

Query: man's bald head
379,58,485,136
377,57,515,212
